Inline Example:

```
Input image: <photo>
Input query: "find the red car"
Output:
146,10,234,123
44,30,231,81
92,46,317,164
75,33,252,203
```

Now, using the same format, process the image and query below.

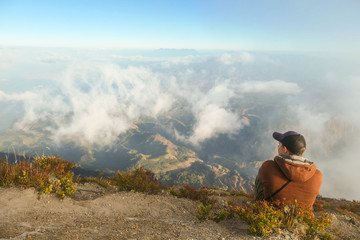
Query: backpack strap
264,180,291,201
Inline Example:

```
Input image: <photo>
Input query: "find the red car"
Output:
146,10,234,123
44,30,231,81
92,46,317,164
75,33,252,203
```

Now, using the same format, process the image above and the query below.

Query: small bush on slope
0,158,16,186
111,166,162,194
196,198,334,239
76,175,112,189
170,185,217,205
314,197,360,220
1,157,163,196
0,155,77,199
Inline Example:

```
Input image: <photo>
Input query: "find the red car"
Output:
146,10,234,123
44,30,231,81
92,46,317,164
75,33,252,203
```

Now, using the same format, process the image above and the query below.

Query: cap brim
272,132,283,141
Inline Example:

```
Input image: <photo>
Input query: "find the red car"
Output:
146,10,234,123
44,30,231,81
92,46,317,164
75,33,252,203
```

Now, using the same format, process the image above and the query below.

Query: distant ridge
0,151,32,164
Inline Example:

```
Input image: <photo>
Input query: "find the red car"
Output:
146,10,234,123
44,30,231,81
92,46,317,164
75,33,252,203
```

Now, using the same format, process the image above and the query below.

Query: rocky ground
0,183,359,240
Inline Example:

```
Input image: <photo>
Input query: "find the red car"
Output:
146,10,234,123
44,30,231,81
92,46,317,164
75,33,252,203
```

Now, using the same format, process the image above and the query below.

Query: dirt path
0,184,359,239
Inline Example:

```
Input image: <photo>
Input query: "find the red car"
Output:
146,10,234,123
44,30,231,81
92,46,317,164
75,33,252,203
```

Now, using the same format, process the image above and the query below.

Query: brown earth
0,184,359,240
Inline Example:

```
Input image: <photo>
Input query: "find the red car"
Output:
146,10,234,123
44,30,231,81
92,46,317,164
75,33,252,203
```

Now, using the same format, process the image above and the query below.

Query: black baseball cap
273,131,306,155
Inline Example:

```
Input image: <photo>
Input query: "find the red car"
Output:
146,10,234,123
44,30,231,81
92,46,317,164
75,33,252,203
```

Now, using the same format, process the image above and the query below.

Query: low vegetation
75,173,112,189
110,166,163,194
208,200,333,239
0,155,76,199
169,185,217,205
1,155,359,239
314,197,360,220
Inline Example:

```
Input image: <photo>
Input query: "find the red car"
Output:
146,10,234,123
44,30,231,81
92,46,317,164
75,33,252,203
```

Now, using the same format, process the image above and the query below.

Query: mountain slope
1,184,359,239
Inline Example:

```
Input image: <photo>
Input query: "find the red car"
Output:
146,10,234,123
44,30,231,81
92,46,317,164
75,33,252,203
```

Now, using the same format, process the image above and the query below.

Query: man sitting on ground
255,131,322,208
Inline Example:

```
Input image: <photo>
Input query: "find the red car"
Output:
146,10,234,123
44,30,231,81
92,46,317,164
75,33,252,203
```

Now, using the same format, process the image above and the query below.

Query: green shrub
0,155,77,199
232,201,283,236
227,189,253,198
212,208,228,223
170,185,217,205
314,198,360,220
53,172,76,199
76,175,112,189
0,159,16,186
111,166,162,194
196,203,228,223
230,200,333,239
196,203,212,221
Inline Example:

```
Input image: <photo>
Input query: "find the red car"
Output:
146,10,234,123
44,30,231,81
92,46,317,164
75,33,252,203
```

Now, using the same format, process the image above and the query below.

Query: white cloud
8,58,302,148
111,55,145,61
188,104,243,145
176,83,244,146
218,52,255,65
14,64,175,147
0,90,38,101
40,56,65,63
0,50,19,69
239,80,301,94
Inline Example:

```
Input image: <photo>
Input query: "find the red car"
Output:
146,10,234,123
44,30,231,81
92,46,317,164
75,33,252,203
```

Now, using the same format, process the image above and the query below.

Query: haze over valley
1,48,359,200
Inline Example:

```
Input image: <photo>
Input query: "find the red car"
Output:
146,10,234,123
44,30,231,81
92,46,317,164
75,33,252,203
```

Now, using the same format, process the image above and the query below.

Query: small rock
349,217,357,225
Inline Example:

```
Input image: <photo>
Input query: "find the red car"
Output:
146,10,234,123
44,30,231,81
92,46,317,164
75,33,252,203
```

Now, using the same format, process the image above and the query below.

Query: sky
1,0,360,51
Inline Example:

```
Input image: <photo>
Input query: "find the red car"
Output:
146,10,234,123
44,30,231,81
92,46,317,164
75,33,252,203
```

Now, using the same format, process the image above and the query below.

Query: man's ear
283,145,290,153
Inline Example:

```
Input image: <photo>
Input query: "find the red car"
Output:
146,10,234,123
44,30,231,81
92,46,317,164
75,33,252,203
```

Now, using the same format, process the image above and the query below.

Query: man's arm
254,175,263,200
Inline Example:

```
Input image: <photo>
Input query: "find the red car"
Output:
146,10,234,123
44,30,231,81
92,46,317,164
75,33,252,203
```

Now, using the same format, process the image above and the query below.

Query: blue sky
1,0,359,51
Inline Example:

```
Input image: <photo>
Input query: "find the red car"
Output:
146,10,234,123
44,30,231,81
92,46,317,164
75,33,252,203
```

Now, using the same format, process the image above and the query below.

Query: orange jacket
258,156,322,208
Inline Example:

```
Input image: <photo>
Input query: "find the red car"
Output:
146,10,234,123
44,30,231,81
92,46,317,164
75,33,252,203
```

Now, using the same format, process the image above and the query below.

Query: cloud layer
6,50,301,147
1,49,360,200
